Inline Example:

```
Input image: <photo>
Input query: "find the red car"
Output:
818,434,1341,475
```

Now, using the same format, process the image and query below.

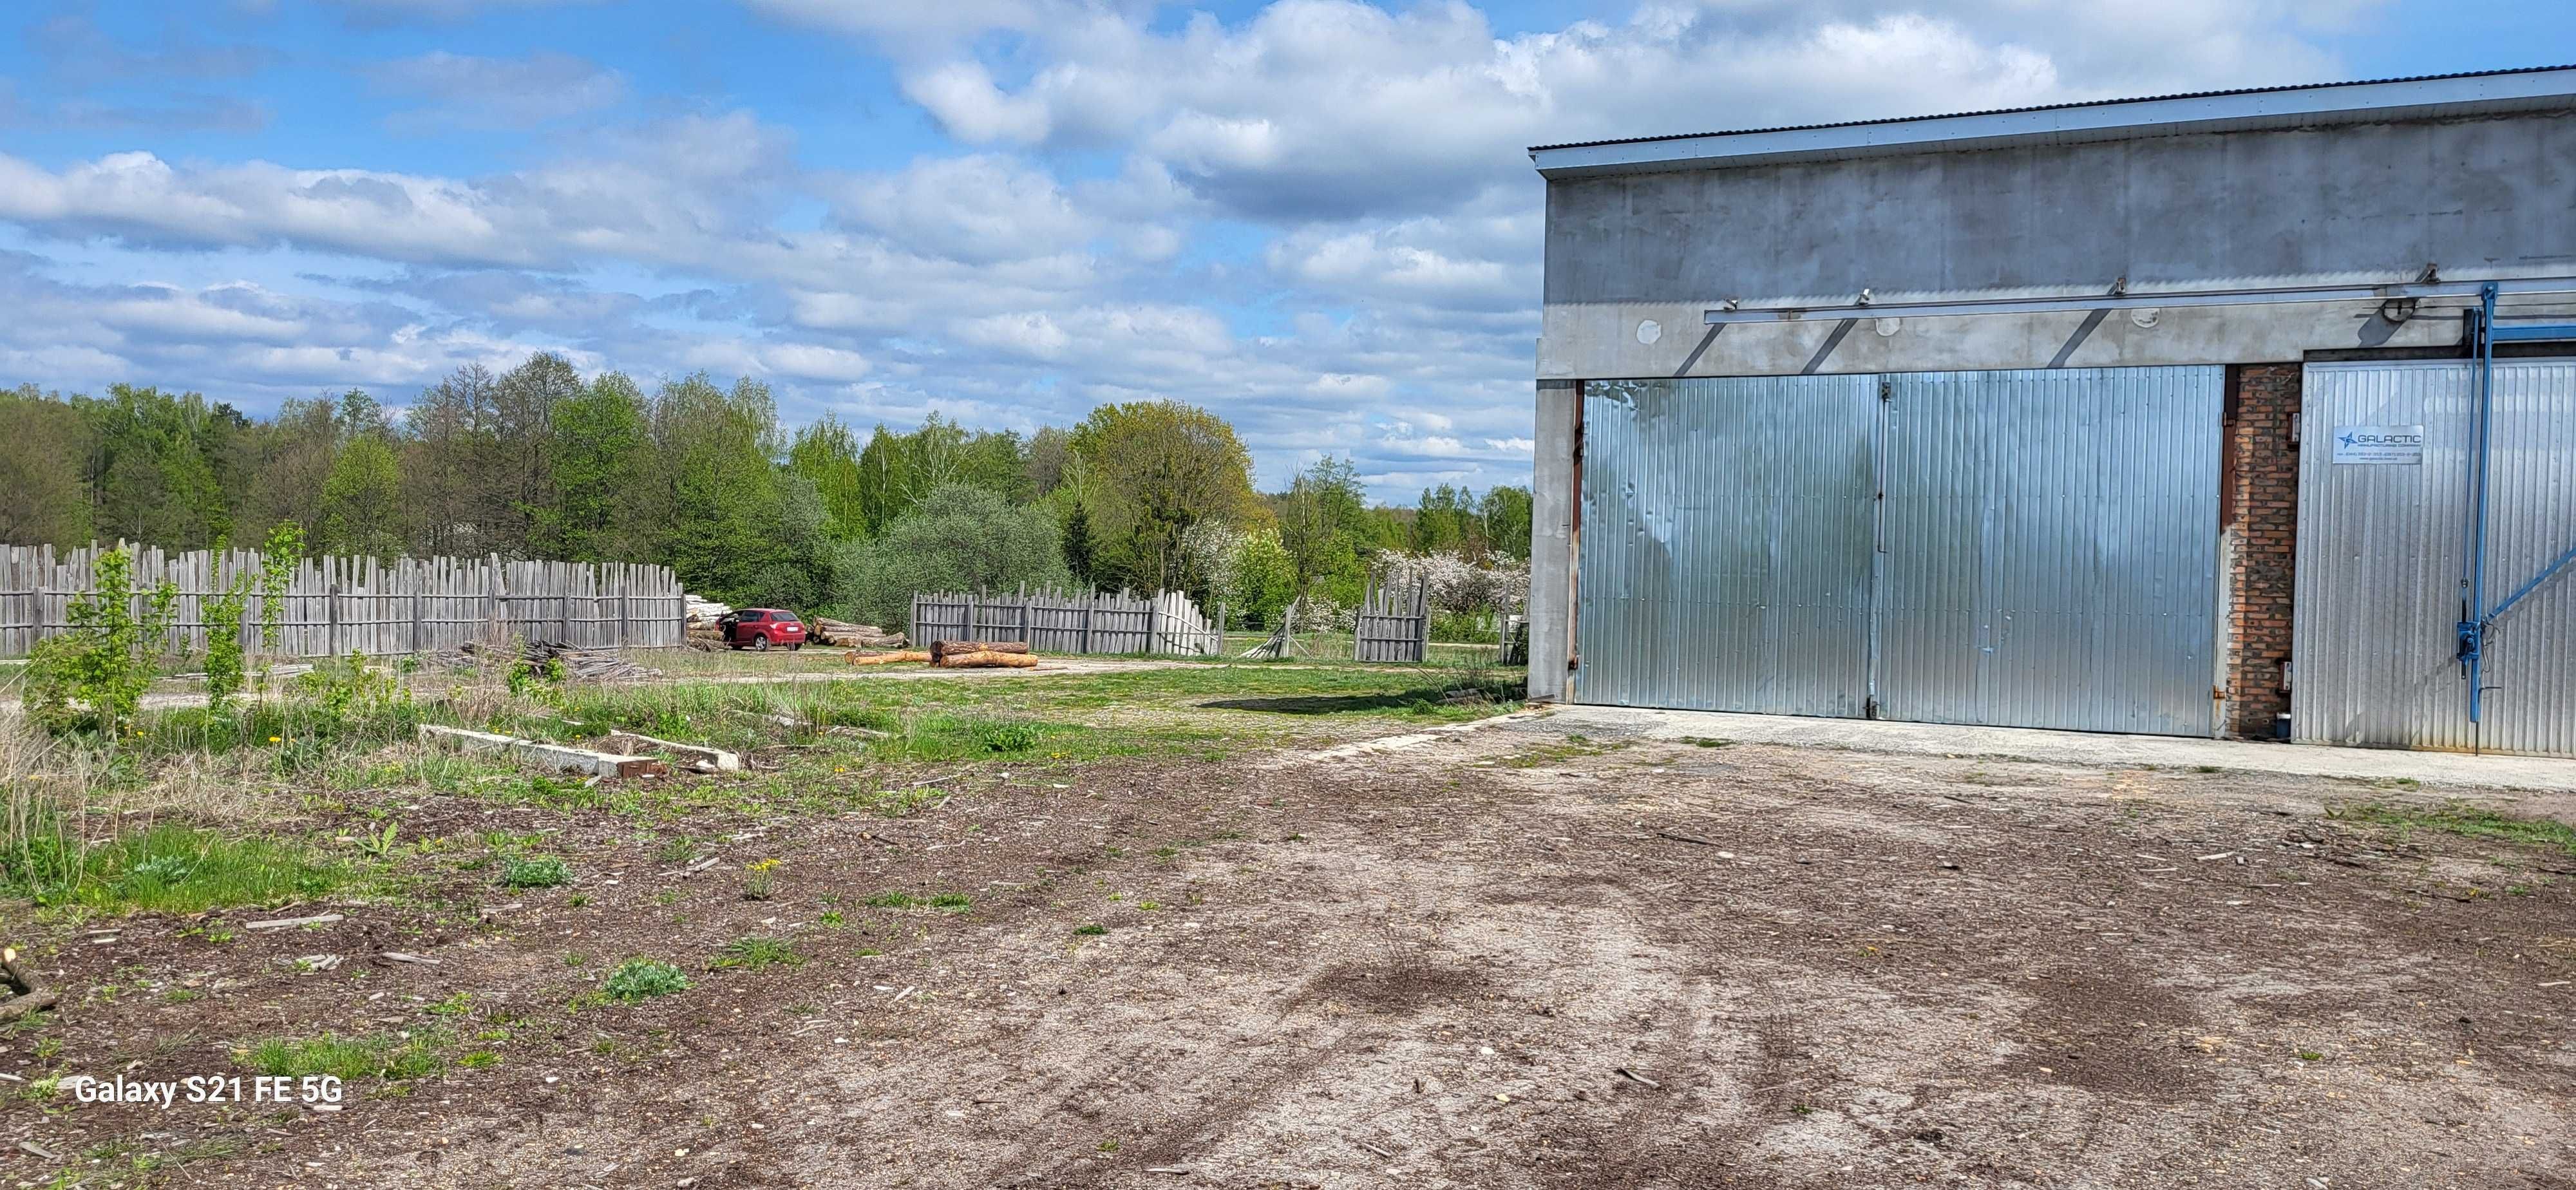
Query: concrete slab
1540,704,2576,792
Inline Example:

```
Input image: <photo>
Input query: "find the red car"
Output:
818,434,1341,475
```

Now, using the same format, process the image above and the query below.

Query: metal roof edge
1530,66,2576,178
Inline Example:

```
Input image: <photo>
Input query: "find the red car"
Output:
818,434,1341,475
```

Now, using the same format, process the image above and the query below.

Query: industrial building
1524,66,2576,755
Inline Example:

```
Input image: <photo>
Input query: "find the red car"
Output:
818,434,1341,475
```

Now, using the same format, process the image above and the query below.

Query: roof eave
1530,67,2576,180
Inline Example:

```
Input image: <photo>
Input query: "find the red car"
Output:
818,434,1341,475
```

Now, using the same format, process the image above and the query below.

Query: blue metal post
2460,284,2499,723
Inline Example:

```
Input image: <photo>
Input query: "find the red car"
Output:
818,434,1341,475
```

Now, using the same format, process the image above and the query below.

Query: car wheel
753,635,770,652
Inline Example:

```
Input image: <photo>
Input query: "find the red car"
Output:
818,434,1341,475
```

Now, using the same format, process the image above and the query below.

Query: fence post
1416,580,1431,663
412,585,424,653
1081,600,1094,655
1355,580,1367,661
326,581,341,657
618,590,630,647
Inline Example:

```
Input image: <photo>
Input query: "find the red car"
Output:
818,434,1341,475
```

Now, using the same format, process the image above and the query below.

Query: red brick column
2222,364,2301,737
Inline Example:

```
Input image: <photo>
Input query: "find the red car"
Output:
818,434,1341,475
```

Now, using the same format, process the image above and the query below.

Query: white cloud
374,52,628,128
0,0,2375,500
835,155,1095,264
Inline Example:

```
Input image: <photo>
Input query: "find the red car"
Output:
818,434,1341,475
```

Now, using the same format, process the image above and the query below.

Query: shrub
834,484,1072,630
24,548,180,736
603,959,690,1002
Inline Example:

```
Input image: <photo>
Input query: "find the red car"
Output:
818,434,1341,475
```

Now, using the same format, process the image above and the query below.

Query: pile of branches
428,639,663,681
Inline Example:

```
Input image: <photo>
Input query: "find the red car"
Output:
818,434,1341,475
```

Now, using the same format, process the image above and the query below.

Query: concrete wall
1526,381,1578,701
1538,112,2576,381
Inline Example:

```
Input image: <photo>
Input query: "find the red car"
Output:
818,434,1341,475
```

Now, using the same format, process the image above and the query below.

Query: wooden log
0,947,56,1023
847,650,932,665
929,639,1031,663
934,649,1040,669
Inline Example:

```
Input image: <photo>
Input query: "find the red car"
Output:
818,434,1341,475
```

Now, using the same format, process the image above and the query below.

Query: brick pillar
2222,364,2301,737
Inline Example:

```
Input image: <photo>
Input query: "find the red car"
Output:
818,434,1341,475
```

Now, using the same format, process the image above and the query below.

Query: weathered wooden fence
1354,579,1432,663
0,542,684,659
909,587,1222,657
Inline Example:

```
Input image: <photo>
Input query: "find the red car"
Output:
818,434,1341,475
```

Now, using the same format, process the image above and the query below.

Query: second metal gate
1578,366,2222,735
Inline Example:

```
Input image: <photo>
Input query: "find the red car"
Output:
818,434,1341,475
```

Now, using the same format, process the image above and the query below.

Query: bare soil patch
7,712,2574,1188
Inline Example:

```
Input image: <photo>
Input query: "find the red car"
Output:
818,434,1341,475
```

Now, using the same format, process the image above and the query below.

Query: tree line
0,355,1533,629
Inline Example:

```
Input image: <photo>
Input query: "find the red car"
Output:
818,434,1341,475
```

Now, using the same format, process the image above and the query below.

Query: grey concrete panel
1538,113,2576,378
1527,381,1578,702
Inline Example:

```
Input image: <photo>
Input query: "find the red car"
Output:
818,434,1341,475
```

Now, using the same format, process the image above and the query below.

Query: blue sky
2,1,2568,498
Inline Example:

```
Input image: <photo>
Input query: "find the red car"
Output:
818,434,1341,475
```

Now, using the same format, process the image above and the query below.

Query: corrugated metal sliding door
2295,361,2576,755
1576,377,1879,715
1877,368,2222,735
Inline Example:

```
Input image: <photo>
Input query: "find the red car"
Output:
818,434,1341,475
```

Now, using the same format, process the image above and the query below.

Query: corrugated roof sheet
1528,64,2576,154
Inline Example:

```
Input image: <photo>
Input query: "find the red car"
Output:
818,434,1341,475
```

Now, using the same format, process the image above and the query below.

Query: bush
603,959,690,1002
833,483,1072,630
23,547,180,737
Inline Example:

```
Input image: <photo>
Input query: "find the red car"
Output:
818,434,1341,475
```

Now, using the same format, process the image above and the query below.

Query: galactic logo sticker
2331,424,2425,465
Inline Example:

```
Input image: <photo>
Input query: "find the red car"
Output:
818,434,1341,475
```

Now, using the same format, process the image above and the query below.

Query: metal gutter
1533,66,2576,178
1703,276,2576,325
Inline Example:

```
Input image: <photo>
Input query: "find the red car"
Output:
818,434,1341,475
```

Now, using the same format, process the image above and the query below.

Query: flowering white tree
1368,551,1530,614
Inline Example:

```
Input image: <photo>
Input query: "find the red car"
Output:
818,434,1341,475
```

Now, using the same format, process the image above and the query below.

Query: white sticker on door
2331,424,2424,464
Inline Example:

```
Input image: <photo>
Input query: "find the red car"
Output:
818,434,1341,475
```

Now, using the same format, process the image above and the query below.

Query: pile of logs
811,618,907,648
844,639,1040,668
429,639,663,681
930,639,1038,669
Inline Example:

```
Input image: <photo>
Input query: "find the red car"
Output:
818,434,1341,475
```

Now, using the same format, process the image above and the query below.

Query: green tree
833,484,1071,629
77,384,242,549
543,372,650,561
1480,485,1534,562
787,415,869,540
0,386,95,546
1072,401,1260,592
319,435,406,560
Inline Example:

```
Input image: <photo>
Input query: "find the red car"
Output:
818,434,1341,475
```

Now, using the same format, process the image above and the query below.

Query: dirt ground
7,708,2575,1188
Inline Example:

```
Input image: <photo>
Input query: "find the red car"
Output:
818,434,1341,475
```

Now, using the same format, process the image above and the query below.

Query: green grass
241,1032,442,1081
1073,923,1106,936
602,959,690,1002
5,824,351,914
709,936,803,971
499,855,571,889
2327,800,2576,856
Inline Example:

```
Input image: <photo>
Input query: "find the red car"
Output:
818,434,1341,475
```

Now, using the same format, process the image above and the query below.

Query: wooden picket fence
909,586,1222,657
1354,578,1432,663
0,542,684,659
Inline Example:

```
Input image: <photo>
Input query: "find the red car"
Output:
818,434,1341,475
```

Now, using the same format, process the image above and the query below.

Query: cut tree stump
929,639,1031,663
417,724,669,779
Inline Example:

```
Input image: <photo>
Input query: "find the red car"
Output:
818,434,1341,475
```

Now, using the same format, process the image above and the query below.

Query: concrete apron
1540,703,2576,793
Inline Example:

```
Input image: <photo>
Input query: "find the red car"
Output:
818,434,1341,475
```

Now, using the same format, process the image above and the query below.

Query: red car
719,609,807,651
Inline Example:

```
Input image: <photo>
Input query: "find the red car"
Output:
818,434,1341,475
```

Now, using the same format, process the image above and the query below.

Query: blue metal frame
2456,283,2576,724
